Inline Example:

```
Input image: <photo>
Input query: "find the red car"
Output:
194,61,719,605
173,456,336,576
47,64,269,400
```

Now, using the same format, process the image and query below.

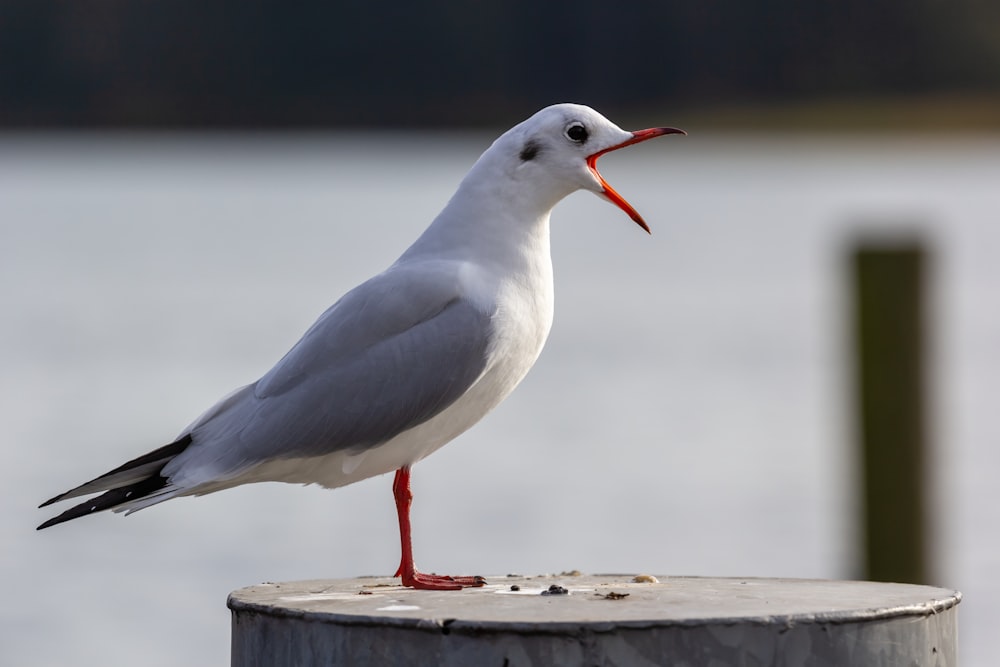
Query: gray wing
178,264,493,469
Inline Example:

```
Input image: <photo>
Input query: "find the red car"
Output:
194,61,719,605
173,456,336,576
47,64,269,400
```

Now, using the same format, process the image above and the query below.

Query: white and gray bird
37,103,684,589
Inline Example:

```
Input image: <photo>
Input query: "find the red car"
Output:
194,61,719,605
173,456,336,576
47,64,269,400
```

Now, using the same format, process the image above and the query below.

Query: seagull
37,103,684,590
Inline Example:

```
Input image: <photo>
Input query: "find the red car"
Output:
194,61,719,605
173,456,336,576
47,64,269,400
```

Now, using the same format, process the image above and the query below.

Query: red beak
586,127,686,233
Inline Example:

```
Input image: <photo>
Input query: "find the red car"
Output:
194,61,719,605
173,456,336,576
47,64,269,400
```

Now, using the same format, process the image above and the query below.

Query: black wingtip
37,434,192,513
36,474,171,530
36,500,100,530
37,516,63,530
38,494,66,510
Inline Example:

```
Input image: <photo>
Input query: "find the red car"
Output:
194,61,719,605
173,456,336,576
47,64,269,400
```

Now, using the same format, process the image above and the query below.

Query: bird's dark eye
564,122,588,143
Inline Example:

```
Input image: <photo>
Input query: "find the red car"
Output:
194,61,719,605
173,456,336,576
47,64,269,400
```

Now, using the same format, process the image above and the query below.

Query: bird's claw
400,570,486,590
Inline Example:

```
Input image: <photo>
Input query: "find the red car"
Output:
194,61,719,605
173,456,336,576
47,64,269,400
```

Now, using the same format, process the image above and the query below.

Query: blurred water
2,131,998,666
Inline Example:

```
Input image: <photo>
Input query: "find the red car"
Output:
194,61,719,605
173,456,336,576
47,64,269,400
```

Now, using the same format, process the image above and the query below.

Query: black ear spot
519,140,541,162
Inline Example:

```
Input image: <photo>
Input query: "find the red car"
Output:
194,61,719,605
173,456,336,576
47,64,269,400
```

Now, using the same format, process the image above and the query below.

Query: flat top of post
229,575,960,630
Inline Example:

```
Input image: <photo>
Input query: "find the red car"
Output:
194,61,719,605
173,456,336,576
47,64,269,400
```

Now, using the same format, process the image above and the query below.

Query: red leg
392,466,485,590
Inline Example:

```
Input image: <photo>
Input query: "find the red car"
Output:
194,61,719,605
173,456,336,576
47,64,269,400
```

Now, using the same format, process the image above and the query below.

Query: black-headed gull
38,103,684,589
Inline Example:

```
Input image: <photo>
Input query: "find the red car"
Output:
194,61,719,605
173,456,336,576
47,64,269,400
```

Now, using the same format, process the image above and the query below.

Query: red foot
400,569,486,591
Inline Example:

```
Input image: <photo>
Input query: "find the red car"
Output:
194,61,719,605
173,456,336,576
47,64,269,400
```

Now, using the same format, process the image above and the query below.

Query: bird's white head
487,103,685,233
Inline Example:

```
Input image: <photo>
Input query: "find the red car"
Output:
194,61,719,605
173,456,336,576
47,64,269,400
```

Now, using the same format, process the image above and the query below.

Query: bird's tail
37,434,193,530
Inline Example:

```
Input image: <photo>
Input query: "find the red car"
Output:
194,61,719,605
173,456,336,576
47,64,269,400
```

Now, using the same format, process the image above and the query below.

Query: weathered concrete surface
229,574,960,666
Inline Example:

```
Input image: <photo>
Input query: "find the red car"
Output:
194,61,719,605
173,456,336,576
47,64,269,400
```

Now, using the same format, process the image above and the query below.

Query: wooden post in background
851,240,929,584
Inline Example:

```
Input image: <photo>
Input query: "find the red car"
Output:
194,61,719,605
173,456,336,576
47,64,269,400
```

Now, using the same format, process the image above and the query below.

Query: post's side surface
229,575,960,667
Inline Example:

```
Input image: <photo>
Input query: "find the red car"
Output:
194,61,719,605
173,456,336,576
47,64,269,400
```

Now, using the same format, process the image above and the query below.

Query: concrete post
229,574,960,666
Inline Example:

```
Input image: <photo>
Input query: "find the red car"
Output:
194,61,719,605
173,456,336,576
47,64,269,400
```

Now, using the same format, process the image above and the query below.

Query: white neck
397,148,563,271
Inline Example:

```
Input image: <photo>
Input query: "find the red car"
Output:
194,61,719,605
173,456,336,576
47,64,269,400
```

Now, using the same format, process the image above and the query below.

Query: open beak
586,127,686,233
